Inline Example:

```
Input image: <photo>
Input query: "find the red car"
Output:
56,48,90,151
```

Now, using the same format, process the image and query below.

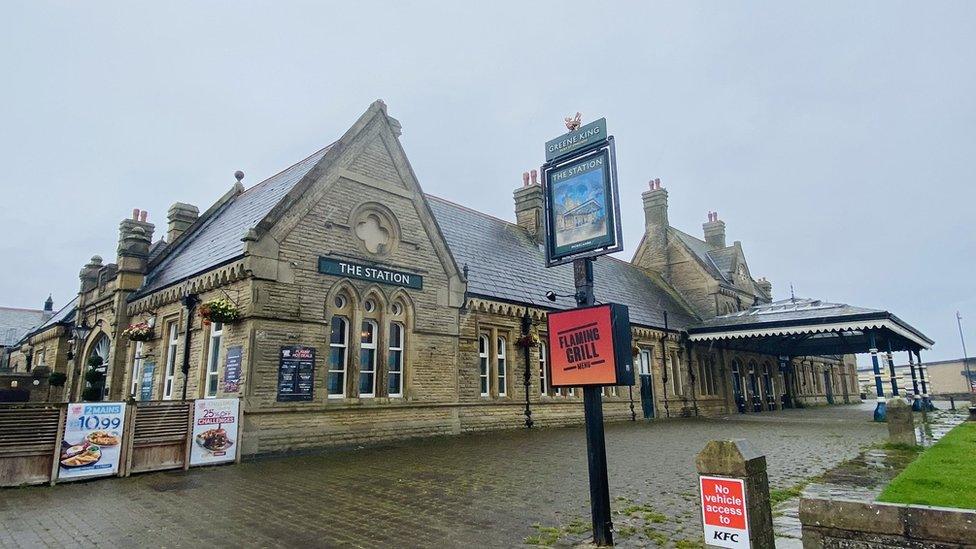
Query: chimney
703,211,727,248
43,295,53,312
757,277,772,300
167,202,200,243
117,209,155,290
638,178,670,273
514,169,544,243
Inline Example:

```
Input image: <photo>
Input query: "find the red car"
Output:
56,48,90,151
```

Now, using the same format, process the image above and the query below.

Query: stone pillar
696,439,774,549
886,398,916,446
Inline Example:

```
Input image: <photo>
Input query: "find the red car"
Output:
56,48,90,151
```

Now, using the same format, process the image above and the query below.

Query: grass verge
877,422,976,510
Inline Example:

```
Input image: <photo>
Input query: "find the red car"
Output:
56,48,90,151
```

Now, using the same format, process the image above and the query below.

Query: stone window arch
386,292,413,398
326,283,358,399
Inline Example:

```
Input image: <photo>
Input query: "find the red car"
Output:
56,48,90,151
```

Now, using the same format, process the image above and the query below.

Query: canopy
687,298,933,357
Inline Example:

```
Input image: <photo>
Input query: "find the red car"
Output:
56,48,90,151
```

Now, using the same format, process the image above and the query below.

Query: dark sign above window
318,257,423,290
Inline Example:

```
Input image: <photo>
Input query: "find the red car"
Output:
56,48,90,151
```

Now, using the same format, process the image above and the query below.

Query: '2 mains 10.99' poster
59,402,127,480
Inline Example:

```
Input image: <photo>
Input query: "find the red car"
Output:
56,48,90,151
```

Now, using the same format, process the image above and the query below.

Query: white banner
59,402,127,480
190,398,240,466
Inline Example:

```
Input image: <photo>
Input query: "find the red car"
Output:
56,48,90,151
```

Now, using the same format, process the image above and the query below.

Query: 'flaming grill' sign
546,303,634,387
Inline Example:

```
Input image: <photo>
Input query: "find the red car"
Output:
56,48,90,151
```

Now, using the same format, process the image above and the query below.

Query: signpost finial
564,112,582,131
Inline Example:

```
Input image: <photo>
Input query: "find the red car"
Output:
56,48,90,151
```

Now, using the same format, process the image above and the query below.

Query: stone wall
800,497,976,548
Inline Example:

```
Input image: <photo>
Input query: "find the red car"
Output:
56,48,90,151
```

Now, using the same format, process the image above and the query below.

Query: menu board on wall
140,363,155,401
190,398,240,466
223,346,242,393
58,402,127,481
277,346,314,401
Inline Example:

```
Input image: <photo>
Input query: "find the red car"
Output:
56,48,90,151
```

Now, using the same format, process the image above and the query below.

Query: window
496,337,507,396
670,351,683,396
205,322,222,398
538,341,548,396
388,322,404,397
163,322,178,400
364,299,376,313
479,335,490,396
329,316,348,398
698,356,716,396
359,320,377,397
130,341,143,399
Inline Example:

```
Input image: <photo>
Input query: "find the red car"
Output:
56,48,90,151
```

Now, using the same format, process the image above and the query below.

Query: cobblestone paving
0,403,884,548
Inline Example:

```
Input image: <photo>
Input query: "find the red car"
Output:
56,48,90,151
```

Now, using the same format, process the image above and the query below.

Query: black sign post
575,257,614,546
542,117,623,546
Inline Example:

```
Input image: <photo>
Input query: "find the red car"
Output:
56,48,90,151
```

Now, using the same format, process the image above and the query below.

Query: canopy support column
908,349,921,411
869,331,886,421
916,349,935,411
885,341,900,397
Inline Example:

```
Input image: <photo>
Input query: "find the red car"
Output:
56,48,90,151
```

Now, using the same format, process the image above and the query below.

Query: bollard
949,396,955,410
696,440,774,548
886,398,916,446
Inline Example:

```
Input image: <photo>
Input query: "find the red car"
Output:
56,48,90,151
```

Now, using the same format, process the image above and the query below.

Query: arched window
497,336,507,397
359,320,377,397
329,315,349,398
479,335,490,397
670,350,682,396
388,321,404,397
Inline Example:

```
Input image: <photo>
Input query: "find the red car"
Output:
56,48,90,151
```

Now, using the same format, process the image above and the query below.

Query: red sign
546,304,632,387
700,476,749,548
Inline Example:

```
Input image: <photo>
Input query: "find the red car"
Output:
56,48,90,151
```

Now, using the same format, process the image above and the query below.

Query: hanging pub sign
546,303,634,387
542,119,622,267
277,346,315,402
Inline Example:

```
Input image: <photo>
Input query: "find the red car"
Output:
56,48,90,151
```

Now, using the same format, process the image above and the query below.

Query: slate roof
692,298,885,330
137,144,333,296
706,247,737,275
672,228,729,284
0,307,52,346
26,297,78,339
426,195,699,330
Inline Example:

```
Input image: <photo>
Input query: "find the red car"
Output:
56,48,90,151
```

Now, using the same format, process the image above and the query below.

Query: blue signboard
140,362,155,401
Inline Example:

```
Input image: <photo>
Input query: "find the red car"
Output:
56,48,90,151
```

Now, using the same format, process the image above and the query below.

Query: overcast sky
2,2,974,362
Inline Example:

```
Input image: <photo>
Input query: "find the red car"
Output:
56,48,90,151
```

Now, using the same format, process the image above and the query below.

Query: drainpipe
180,294,198,401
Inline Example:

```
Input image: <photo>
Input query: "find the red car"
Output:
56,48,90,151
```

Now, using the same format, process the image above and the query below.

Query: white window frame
497,336,507,397
130,341,144,399
359,319,378,398
204,321,222,398
388,321,404,398
329,316,349,399
163,322,178,400
479,335,490,397
538,341,548,396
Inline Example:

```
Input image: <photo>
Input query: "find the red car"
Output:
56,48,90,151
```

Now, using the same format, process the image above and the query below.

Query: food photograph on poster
190,398,241,466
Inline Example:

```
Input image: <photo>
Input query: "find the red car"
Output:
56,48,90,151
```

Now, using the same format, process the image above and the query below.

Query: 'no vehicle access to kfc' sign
700,475,750,548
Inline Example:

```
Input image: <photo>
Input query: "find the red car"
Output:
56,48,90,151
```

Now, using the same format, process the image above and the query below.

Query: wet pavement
0,403,888,548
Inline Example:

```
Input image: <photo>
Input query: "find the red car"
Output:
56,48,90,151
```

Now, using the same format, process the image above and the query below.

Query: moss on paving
878,422,976,510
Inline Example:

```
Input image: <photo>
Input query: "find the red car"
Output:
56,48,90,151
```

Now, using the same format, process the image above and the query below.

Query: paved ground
0,403,886,548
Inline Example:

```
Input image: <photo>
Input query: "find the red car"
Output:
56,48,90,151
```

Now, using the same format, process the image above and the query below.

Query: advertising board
190,398,240,466
546,303,634,387
58,402,127,481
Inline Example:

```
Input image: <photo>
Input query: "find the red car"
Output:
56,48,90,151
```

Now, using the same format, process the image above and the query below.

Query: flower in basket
199,297,240,324
516,333,540,349
121,321,153,341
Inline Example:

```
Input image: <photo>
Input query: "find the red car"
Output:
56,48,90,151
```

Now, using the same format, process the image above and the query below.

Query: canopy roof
687,298,933,356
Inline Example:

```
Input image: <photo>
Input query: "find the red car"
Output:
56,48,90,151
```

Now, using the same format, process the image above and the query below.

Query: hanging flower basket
199,297,241,324
632,346,640,358
516,333,540,349
122,321,153,342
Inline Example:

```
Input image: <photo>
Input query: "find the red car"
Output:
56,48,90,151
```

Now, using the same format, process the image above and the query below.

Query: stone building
9,101,876,453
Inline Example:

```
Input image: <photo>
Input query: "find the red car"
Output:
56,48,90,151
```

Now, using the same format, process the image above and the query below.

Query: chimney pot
132,208,139,220
139,210,147,222
530,169,538,185
522,172,529,187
